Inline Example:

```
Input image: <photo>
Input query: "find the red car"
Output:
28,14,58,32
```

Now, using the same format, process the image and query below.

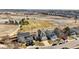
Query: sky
0,0,79,9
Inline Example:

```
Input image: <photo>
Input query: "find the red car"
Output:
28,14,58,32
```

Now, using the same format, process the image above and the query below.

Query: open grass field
20,20,58,32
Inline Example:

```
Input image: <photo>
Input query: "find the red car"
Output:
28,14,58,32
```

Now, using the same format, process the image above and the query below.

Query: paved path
8,25,20,36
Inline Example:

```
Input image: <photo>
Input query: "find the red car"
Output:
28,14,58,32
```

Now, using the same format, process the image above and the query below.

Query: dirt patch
0,24,19,37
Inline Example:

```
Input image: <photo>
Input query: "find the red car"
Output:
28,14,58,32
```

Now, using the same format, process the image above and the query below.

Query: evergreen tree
74,15,77,23
15,20,18,25
37,29,42,41
63,27,71,36
45,30,51,40
54,28,61,37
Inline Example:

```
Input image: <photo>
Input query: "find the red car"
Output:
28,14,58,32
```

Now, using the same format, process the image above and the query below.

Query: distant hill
0,9,79,18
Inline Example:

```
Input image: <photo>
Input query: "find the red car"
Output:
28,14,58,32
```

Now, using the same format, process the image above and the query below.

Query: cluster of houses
0,18,19,25
39,10,79,18
4,19,19,25
16,27,79,46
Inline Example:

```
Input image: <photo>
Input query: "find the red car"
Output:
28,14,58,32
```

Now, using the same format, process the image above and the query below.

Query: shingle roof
17,32,30,37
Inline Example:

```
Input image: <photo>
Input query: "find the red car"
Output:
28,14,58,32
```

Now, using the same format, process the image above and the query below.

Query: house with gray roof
17,32,34,46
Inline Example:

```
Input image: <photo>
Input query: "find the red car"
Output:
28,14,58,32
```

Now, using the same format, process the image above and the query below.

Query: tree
27,17,29,20
45,30,51,40
15,20,18,25
22,18,25,22
24,21,29,25
54,27,61,37
19,18,25,25
74,15,77,23
19,20,21,24
9,20,14,24
11,20,14,24
5,21,8,24
37,29,42,41
9,19,11,24
63,27,71,36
